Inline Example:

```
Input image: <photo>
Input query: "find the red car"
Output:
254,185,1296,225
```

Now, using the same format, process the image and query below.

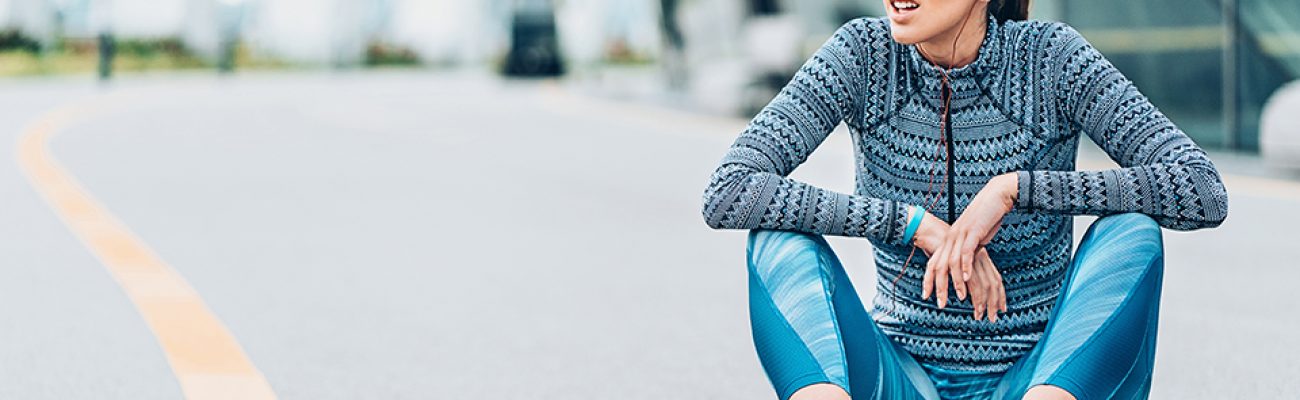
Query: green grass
0,37,291,77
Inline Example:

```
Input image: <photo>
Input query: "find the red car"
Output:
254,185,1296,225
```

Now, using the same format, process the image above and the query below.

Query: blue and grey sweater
700,14,1228,372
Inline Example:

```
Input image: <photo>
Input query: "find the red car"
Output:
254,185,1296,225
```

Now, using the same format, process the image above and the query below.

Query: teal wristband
902,205,924,245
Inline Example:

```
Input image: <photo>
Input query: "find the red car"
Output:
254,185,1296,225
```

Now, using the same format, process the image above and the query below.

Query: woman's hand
966,248,1006,322
912,209,994,318
913,210,968,309
920,227,1007,321
940,173,1018,284
909,209,949,256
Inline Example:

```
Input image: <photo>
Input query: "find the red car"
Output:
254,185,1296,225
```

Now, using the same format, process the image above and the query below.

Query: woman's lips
889,1,919,23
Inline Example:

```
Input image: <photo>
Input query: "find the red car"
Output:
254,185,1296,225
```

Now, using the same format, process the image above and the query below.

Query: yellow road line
16,95,277,400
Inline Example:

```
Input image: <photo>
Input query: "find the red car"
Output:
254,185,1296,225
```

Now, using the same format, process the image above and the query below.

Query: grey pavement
0,71,1296,399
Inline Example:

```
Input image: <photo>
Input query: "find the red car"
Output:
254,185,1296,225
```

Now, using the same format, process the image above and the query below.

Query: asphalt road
1,71,1296,399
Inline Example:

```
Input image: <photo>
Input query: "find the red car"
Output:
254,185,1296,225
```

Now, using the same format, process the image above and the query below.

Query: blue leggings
746,213,1164,400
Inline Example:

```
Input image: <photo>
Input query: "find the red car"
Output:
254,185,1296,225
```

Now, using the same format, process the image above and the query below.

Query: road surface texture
1,71,1296,399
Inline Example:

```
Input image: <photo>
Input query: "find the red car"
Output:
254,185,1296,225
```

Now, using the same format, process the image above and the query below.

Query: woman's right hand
911,208,1005,321
966,248,1006,322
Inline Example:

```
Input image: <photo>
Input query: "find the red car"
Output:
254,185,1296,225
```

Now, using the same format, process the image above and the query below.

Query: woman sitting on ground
700,0,1229,398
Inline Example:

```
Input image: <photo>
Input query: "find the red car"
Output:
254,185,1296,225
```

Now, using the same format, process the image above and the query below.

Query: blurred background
1,0,1296,151
1,0,1298,399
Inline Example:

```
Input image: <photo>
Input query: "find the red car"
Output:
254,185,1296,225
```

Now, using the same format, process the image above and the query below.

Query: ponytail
990,0,1030,22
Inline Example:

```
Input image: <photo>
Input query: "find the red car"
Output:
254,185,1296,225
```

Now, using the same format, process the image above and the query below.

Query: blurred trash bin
1261,81,1300,169
502,0,564,78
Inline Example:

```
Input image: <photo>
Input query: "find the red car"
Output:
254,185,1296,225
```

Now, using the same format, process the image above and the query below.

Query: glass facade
1041,0,1299,151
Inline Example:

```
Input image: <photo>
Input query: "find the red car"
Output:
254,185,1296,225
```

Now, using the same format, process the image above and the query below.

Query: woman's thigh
995,213,1164,399
747,229,938,400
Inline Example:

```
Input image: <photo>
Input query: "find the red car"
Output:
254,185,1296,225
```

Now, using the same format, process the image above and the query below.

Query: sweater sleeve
1014,24,1229,230
700,19,912,244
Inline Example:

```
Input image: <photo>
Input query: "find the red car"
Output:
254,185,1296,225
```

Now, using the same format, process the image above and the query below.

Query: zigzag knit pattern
701,14,1229,372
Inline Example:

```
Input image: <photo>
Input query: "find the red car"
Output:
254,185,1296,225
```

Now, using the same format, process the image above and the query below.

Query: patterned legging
747,213,1164,400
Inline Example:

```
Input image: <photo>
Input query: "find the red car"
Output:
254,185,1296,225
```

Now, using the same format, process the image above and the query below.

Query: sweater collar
904,13,1002,90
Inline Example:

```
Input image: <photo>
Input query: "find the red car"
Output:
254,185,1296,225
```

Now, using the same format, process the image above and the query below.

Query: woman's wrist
910,210,947,251
992,173,1019,209
902,205,925,245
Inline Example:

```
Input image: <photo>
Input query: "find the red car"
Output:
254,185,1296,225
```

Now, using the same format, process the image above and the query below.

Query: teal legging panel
746,213,1163,400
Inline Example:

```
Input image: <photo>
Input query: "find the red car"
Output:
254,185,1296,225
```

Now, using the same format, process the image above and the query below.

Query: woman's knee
1023,384,1076,400
1076,213,1164,276
789,382,850,400
1086,213,1162,248
746,229,835,277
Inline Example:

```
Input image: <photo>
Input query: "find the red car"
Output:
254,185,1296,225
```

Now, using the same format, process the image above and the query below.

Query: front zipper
942,82,956,223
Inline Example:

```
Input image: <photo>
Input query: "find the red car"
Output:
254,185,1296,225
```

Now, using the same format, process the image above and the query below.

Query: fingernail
963,272,970,281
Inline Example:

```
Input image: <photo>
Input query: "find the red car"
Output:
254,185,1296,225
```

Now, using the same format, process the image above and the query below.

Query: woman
699,0,1229,399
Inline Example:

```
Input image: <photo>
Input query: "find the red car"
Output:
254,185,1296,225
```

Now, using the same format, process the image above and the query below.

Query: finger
949,248,966,302
981,259,1000,322
922,256,936,300
974,249,993,322
947,231,964,278
985,249,1006,314
925,241,946,301
994,277,1006,321
993,263,1007,314
961,232,981,282
944,234,967,301
932,245,950,309
967,264,985,320
981,249,1007,320
972,255,992,321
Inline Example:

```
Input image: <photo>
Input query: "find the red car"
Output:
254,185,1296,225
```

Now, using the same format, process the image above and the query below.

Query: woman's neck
916,12,988,69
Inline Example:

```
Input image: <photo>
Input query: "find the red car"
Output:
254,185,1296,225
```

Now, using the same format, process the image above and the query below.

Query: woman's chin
889,29,924,45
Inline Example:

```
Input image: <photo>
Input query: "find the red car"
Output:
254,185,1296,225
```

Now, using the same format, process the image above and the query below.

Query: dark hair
990,0,1030,21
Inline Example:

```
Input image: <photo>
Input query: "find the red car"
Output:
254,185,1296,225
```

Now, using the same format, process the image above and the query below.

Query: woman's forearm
1021,24,1229,230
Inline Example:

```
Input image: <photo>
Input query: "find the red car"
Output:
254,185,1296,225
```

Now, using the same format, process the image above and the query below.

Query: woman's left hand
940,173,1018,283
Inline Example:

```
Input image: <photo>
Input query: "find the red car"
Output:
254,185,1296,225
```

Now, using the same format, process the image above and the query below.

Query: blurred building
1057,0,1298,151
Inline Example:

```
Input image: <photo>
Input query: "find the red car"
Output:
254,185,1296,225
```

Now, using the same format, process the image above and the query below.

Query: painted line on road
15,94,277,400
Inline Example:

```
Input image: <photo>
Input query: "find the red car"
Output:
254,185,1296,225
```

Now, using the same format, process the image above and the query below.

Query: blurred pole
217,36,235,74
659,0,687,90
92,0,114,82
97,32,114,81
217,0,247,74
1222,0,1240,149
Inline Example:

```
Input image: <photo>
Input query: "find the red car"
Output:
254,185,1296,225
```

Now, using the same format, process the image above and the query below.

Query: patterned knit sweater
700,14,1228,372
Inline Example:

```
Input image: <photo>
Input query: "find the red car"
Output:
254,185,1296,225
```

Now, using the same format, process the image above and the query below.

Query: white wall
557,0,662,65
384,0,504,65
